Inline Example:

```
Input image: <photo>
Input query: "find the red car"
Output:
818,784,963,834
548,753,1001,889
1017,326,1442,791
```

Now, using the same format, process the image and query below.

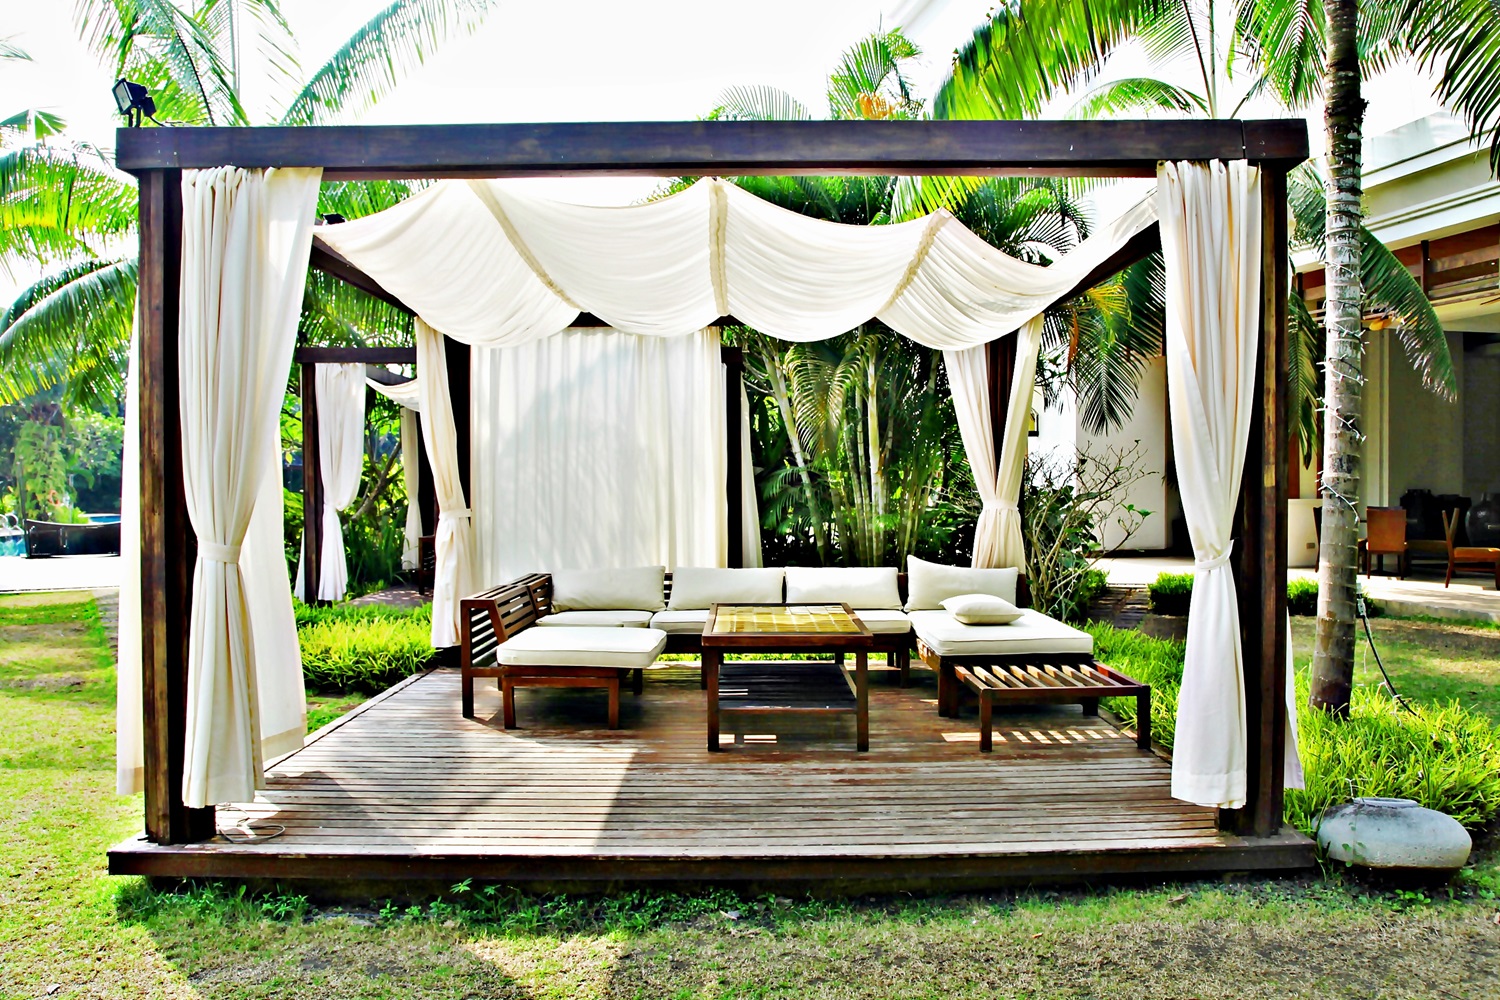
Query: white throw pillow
550,565,665,612
941,593,1023,625
668,567,785,610
905,555,1019,610
784,566,902,610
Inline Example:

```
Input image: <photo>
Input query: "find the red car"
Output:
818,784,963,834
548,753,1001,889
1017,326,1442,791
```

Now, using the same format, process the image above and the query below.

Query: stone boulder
1317,797,1471,874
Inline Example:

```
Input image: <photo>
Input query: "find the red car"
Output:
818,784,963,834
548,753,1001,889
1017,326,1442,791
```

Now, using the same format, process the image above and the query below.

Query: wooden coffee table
701,603,876,752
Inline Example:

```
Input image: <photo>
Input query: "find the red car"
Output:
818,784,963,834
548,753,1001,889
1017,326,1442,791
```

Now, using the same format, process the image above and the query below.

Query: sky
0,0,1454,303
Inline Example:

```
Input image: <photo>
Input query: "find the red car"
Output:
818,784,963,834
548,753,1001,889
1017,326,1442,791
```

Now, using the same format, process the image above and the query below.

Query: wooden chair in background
1442,510,1500,589
1360,507,1408,578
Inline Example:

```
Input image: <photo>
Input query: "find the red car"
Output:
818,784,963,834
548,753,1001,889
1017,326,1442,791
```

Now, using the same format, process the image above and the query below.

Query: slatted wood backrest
460,572,551,669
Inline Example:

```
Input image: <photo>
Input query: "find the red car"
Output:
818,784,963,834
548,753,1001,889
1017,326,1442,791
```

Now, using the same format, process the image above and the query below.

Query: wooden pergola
116,118,1307,881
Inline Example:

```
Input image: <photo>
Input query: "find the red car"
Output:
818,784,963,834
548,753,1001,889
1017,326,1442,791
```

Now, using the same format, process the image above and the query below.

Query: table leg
856,651,868,752
706,650,721,752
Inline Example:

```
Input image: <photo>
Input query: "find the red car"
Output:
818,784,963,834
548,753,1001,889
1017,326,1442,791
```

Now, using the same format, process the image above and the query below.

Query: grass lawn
3,591,1500,999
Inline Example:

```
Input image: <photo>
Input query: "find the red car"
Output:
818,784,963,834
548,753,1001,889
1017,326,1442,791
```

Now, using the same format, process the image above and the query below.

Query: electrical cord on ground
1358,595,1411,713
218,821,286,843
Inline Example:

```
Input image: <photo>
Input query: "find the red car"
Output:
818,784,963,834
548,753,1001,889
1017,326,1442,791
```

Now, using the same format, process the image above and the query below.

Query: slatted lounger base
923,648,1151,754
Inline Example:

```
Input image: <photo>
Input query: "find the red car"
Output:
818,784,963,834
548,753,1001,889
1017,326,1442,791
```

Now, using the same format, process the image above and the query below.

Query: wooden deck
109,663,1313,889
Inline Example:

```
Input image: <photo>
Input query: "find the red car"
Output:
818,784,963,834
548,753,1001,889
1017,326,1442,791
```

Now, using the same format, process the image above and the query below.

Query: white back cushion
550,565,665,612
667,567,785,610
905,556,1019,610
784,566,903,610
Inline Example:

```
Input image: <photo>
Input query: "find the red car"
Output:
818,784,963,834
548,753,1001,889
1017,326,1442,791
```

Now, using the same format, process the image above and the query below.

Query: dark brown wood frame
122,118,1303,849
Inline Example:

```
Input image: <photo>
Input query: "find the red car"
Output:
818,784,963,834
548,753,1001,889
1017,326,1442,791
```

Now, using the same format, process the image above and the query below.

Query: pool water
0,533,23,557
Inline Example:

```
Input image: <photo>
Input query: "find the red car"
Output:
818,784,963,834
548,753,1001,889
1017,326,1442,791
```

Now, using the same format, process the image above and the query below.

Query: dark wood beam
310,238,409,312
1055,222,1162,305
117,119,1310,180
723,346,745,568
136,169,214,845
365,367,414,386
294,346,416,364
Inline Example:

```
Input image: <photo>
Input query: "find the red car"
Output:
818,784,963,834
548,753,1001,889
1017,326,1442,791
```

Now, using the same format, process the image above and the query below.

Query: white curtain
944,315,1043,570
473,327,727,583
739,381,763,569
316,178,1158,352
367,377,423,570
116,325,144,794
178,165,320,808
1159,160,1263,810
295,363,365,602
416,319,478,647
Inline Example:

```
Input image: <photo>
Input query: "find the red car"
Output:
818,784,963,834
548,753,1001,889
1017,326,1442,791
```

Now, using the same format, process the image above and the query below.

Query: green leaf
1401,0,1500,172
0,258,137,408
705,86,813,122
0,144,138,275
1065,76,1208,118
278,0,498,126
0,36,31,61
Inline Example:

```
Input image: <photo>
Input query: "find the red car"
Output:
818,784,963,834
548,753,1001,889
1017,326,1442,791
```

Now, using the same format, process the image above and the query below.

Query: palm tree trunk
1310,0,1366,717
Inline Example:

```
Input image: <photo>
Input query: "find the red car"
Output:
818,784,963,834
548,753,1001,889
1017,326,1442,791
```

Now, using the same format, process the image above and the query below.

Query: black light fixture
112,79,156,127
322,213,346,225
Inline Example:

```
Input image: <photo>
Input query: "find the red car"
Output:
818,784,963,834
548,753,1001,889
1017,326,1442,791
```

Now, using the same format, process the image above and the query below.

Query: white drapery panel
473,328,727,583
415,319,478,647
178,166,320,808
739,381,764,569
316,178,1158,351
366,376,424,570
1159,160,1262,810
295,363,365,602
943,315,1044,570
116,326,144,794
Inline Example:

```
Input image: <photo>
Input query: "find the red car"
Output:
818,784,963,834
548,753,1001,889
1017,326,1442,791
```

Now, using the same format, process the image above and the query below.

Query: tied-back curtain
472,327,728,584
399,408,422,570
366,377,423,570
739,381,764,569
416,320,478,647
944,315,1043,570
295,363,366,601
1158,159,1261,810
116,325,144,794
178,166,320,808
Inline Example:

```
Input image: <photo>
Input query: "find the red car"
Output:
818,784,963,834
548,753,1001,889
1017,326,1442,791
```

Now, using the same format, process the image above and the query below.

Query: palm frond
278,0,498,126
705,85,813,122
826,29,923,120
0,109,68,146
0,36,30,61
0,144,138,274
934,0,1167,120
1287,290,1322,463
301,268,414,347
0,258,137,407
1402,0,1500,173
1362,229,1455,398
1066,76,1207,118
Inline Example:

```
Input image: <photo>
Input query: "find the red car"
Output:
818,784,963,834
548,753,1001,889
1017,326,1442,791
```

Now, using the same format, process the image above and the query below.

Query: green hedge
297,602,435,694
1148,572,1322,617
1090,622,1500,833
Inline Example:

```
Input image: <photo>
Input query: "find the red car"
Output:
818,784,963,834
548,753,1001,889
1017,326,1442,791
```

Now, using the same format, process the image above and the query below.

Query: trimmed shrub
1286,577,1319,617
294,600,428,629
1146,572,1194,616
1089,621,1500,833
298,604,434,693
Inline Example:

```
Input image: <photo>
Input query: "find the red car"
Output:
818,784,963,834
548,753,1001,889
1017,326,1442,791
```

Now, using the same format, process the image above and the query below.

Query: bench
459,574,667,728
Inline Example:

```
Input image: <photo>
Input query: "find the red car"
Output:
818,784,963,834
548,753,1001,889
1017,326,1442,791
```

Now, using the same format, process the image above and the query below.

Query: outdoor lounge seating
1359,506,1408,577
459,573,668,727
1442,509,1500,589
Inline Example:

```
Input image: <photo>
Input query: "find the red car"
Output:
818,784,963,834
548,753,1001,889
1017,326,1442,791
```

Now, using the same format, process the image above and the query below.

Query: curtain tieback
439,507,472,520
199,541,242,564
982,499,1019,513
1194,551,1232,572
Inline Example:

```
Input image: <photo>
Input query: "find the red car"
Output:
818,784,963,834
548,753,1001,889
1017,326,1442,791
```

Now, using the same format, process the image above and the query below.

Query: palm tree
0,0,495,407
931,0,1463,714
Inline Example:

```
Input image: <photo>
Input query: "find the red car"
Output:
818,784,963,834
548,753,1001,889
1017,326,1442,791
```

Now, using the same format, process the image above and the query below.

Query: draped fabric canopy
316,178,1158,351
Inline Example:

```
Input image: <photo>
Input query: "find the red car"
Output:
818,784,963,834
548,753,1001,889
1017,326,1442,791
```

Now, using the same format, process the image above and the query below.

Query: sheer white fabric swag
316,178,1158,351
177,165,320,808
415,320,478,647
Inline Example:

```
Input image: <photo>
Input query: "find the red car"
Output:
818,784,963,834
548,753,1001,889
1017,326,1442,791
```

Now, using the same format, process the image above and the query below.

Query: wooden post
1227,167,1291,837
136,169,214,844
300,362,323,603
443,335,472,505
724,346,745,568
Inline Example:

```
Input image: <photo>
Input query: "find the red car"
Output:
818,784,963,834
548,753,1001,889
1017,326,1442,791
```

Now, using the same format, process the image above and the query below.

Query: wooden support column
723,346,745,568
443,334,472,510
300,362,323,603
136,169,214,845
1227,167,1291,838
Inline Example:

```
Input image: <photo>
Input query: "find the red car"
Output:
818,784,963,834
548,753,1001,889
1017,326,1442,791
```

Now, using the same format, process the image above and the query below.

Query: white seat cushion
905,556,1019,610
850,609,912,634
536,610,653,628
668,566,784,609
550,566,666,612
497,626,668,668
649,609,709,635
785,566,902,609
909,609,1092,658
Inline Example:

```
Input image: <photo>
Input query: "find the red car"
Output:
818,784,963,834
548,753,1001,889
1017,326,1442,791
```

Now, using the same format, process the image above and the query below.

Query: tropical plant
0,0,492,407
